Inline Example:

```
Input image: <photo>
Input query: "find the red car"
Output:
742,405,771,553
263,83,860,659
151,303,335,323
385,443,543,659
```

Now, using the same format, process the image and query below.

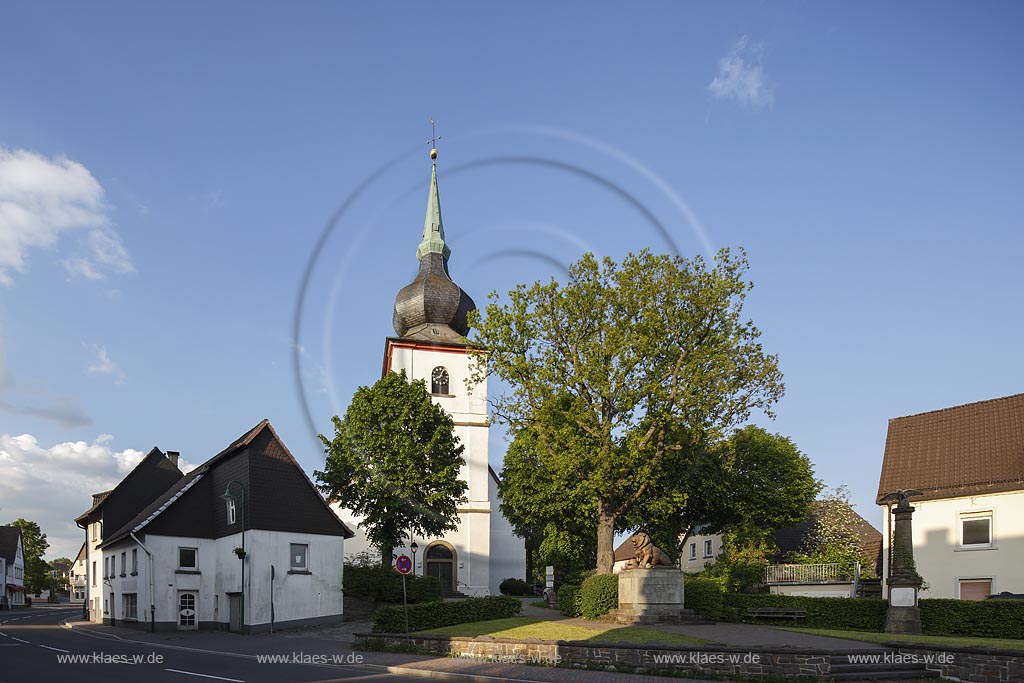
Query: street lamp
221,480,245,633
410,541,418,576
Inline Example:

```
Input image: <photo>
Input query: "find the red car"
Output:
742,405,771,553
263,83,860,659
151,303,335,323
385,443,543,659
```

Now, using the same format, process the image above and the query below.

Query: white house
0,526,26,608
333,147,526,596
77,420,352,632
877,393,1024,600
71,542,87,603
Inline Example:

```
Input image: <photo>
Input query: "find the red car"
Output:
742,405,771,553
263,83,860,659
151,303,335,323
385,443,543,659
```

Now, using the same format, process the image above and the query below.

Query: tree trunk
525,538,536,587
596,502,616,574
381,547,394,569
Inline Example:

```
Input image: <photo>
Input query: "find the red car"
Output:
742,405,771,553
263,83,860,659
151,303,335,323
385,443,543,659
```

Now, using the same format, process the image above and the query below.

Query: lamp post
221,481,245,633
410,541,418,576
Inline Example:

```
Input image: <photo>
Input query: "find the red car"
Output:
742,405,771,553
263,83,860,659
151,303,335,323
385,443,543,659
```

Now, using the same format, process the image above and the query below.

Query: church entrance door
425,543,456,594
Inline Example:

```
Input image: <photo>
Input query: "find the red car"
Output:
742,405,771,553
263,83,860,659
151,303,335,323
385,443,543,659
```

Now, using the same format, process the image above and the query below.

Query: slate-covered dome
392,153,476,343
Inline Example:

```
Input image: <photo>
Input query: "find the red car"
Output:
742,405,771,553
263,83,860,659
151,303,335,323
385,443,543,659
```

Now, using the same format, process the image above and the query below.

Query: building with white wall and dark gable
333,145,526,595
0,526,26,609
75,420,352,633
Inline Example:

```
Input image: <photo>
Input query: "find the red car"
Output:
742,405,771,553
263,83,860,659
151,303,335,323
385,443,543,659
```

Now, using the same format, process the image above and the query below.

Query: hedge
579,573,619,619
558,583,582,617
372,595,522,633
920,599,1024,639
684,575,726,619
499,578,530,596
344,565,442,604
724,594,887,632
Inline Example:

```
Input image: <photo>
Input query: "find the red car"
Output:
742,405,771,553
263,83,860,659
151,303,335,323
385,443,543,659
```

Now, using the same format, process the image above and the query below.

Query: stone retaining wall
892,644,1024,682
356,632,835,679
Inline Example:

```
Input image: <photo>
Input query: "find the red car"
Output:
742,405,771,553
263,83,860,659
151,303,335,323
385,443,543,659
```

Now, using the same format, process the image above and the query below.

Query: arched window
426,544,454,560
431,366,450,395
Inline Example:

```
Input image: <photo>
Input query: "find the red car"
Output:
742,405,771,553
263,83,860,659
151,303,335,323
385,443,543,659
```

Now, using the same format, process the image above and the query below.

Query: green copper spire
416,150,451,261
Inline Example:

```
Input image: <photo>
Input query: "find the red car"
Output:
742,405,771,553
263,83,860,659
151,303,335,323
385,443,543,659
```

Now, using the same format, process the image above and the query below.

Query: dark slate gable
0,526,22,562
101,419,351,547
75,448,183,534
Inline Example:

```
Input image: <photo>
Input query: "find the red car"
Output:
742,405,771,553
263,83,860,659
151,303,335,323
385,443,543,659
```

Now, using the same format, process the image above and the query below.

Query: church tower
379,143,522,596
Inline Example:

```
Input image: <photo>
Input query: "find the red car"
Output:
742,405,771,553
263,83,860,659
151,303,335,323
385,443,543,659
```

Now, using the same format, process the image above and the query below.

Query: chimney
167,451,180,469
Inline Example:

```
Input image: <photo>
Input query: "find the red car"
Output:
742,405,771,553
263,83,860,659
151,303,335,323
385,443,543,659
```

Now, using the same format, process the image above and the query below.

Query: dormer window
431,367,450,395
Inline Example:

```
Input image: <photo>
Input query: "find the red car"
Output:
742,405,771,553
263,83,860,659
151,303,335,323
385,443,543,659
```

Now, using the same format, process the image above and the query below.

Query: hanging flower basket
233,547,246,559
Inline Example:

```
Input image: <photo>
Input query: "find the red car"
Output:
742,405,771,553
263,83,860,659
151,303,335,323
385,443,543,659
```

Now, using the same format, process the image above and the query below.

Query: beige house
876,393,1024,600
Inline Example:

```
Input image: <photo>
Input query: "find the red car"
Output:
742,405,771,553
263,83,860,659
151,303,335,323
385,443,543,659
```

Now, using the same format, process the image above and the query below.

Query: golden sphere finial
430,148,438,160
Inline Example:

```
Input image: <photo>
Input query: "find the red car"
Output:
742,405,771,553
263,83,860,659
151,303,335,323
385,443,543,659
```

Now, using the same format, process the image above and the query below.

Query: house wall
769,583,855,597
880,490,1024,599
488,472,526,592
104,531,343,632
2,540,25,607
681,533,722,573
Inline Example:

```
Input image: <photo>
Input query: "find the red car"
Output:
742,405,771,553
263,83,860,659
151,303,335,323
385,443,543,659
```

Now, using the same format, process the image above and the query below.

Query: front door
425,543,456,594
227,593,242,633
177,591,198,630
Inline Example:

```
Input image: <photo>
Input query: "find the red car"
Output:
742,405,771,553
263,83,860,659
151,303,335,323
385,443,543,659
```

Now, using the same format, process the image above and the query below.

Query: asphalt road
0,607,429,683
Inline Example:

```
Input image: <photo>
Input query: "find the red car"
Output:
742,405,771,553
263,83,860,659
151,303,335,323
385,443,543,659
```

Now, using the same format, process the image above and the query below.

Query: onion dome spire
392,126,476,343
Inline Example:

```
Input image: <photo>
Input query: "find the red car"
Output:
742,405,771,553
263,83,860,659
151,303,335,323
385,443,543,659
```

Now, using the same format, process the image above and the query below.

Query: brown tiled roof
876,393,1024,504
0,526,22,563
74,542,87,563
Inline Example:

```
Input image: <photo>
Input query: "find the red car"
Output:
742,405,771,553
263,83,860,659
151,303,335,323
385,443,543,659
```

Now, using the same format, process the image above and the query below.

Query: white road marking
12,637,29,643
0,631,6,636
39,644,71,652
164,670,244,682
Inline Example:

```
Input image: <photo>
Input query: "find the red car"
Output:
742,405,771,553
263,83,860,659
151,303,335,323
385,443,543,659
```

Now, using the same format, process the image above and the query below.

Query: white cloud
0,148,134,285
0,433,196,560
708,36,776,108
85,345,126,384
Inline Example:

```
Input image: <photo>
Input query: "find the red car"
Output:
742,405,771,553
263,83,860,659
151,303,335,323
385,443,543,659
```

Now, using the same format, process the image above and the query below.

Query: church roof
392,147,476,342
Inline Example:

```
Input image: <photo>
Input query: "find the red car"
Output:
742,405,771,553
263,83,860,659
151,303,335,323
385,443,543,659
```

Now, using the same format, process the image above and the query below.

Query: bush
499,578,530,596
921,599,1024,639
684,575,726,619
344,565,442,604
558,584,582,617
724,594,887,632
372,595,521,633
579,573,619,619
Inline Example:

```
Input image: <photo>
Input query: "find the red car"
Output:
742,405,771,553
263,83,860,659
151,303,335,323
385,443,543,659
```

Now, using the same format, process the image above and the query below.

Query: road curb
358,663,540,683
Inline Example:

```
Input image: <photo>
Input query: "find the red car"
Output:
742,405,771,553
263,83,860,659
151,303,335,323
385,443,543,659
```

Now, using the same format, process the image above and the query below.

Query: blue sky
1,1,1021,559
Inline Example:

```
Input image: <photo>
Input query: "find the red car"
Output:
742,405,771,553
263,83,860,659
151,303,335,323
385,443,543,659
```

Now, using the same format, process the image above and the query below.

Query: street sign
396,555,413,575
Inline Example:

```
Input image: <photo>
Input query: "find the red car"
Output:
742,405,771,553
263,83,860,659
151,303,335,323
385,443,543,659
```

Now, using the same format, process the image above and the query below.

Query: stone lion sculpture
626,531,673,569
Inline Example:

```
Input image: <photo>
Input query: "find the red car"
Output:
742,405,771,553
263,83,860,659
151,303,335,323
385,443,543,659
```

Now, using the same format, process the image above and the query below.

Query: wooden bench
746,607,807,622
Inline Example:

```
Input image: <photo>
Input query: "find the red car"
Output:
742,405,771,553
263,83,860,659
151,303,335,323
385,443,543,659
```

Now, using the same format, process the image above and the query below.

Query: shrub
558,584,582,617
344,565,442,604
372,595,522,633
684,575,726,619
579,573,619,619
724,594,887,632
921,598,1024,639
499,578,530,596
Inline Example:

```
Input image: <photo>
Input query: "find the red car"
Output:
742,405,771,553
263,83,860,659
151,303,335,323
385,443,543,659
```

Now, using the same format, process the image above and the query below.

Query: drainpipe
130,533,155,633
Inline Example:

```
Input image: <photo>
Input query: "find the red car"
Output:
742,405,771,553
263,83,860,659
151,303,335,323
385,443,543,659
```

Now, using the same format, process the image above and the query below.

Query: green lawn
418,617,711,646
777,627,1024,651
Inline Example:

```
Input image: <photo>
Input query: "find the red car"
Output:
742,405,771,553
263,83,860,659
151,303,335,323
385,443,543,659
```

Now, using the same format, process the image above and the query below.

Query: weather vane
428,118,441,159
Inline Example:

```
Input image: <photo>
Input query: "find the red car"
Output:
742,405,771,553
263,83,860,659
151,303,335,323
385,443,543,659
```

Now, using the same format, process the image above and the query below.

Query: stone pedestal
607,568,691,624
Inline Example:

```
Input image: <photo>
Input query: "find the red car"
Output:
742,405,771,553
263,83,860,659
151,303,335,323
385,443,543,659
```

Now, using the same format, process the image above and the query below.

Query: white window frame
290,543,308,571
688,542,697,560
958,510,994,549
131,548,138,574
703,539,714,558
122,593,137,620
178,547,198,570
226,498,237,525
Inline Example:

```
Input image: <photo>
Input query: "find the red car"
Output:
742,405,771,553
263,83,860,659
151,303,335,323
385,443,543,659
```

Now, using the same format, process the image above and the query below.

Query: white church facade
334,147,525,596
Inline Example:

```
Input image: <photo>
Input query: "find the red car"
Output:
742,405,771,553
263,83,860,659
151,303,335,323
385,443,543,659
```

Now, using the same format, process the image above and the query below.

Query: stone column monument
881,489,924,634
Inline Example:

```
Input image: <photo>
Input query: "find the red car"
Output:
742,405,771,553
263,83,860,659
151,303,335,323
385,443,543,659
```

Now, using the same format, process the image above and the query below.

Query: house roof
0,526,22,563
773,501,883,575
100,419,352,548
74,542,87,563
876,392,1024,504
75,446,183,525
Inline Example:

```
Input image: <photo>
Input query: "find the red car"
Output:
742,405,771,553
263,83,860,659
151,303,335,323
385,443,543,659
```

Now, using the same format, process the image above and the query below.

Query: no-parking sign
396,554,413,574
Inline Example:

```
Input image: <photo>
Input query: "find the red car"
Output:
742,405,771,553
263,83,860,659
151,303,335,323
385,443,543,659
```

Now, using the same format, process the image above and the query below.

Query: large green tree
469,249,783,573
9,519,49,594
793,485,877,579
316,370,468,567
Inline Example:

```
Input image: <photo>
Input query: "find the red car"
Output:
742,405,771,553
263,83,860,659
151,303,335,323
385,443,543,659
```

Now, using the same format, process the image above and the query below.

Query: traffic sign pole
395,554,413,641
